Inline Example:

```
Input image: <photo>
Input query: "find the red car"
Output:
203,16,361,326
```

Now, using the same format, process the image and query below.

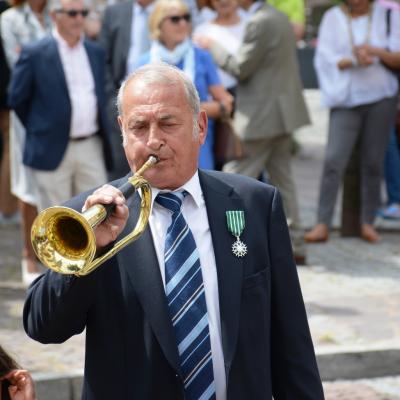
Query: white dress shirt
53,29,99,138
314,2,400,108
148,171,227,400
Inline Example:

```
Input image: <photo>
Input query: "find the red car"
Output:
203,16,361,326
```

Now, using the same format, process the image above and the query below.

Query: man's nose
147,126,164,149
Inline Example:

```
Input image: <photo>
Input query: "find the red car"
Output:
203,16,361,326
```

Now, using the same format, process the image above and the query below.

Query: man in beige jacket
196,0,310,263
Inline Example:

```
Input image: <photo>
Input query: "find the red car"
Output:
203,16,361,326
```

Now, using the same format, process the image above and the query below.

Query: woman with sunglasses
0,345,36,400
135,0,233,170
0,0,52,285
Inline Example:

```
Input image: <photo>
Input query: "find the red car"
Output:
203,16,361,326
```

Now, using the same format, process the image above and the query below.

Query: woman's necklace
342,3,373,47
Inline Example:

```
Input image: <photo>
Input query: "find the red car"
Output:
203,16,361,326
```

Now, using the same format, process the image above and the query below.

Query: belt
70,134,95,142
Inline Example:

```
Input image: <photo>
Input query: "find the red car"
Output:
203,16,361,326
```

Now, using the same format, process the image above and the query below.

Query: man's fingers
83,184,126,211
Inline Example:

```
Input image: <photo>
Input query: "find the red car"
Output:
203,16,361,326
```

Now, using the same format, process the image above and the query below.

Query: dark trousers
317,96,397,226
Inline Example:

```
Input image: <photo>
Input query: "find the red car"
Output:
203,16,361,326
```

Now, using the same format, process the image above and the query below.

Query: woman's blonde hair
148,0,190,40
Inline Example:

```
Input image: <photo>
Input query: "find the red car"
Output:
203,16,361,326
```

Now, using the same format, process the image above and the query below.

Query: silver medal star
232,238,247,257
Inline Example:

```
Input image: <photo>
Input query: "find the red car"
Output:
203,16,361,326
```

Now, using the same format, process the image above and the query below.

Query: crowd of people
0,0,398,283
0,0,399,398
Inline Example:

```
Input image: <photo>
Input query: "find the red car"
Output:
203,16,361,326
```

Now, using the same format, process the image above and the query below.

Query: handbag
213,117,244,170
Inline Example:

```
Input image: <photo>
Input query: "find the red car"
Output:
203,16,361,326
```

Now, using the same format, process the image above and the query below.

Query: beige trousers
33,136,107,211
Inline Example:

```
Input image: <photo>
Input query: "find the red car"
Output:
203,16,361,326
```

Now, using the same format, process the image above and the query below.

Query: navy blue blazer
8,35,113,171
23,170,324,400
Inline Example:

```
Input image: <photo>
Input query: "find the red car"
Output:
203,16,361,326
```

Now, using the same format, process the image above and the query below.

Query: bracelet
219,101,228,118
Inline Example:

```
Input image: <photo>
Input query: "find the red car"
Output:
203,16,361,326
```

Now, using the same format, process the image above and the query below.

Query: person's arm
7,45,34,125
205,85,233,118
197,49,233,118
195,14,277,81
316,9,356,70
314,8,355,106
268,188,324,399
355,44,400,70
23,185,129,344
354,7,400,69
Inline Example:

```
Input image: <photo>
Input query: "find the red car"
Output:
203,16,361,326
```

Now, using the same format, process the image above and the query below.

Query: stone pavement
0,90,400,399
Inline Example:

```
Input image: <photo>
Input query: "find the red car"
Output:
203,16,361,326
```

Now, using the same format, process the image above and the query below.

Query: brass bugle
31,155,158,276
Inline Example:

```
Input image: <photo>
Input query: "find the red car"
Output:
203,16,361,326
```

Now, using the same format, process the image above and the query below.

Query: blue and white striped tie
156,191,216,400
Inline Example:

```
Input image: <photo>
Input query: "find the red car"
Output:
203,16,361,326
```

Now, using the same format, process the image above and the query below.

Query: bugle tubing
30,156,158,276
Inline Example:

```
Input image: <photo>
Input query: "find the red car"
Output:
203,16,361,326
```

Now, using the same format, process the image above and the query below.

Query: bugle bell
30,155,158,276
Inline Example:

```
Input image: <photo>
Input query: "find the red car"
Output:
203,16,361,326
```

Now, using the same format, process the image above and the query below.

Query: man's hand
4,370,36,400
83,184,129,250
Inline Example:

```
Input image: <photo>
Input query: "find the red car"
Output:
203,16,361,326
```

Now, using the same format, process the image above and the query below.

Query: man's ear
117,115,123,131
197,110,208,145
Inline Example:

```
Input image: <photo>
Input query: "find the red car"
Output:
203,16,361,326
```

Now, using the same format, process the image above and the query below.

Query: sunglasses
166,14,191,24
56,8,89,17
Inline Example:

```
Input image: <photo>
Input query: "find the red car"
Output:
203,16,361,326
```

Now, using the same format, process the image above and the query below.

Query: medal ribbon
226,211,245,237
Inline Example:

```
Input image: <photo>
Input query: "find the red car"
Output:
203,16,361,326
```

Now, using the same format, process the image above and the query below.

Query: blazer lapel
199,170,244,375
46,37,69,95
117,192,181,375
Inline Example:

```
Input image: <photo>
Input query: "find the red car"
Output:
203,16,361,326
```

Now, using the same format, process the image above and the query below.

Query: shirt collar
151,170,204,210
53,27,84,50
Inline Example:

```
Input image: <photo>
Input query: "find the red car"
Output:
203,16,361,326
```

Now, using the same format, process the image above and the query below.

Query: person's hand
192,35,214,50
83,184,129,250
4,370,36,400
354,45,374,66
355,44,378,57
337,58,354,70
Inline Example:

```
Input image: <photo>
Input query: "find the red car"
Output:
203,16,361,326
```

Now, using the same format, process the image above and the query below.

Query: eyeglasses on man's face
166,13,191,24
56,8,89,17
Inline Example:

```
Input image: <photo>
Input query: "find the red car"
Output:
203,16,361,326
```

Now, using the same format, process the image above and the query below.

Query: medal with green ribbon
226,210,247,257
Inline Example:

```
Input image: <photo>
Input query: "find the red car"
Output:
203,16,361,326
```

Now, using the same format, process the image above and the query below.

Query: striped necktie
156,191,216,400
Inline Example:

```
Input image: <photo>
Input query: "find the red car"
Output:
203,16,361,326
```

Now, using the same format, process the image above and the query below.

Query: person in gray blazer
195,0,310,264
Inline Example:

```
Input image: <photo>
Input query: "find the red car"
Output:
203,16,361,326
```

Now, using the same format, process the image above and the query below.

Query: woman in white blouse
305,0,400,243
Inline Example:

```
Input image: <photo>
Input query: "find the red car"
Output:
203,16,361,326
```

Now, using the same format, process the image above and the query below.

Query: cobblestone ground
299,233,400,350
323,377,400,400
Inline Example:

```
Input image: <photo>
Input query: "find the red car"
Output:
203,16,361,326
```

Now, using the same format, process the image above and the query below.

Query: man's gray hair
117,63,201,119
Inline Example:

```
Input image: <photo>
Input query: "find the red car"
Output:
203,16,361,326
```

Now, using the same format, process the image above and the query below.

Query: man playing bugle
24,64,324,400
